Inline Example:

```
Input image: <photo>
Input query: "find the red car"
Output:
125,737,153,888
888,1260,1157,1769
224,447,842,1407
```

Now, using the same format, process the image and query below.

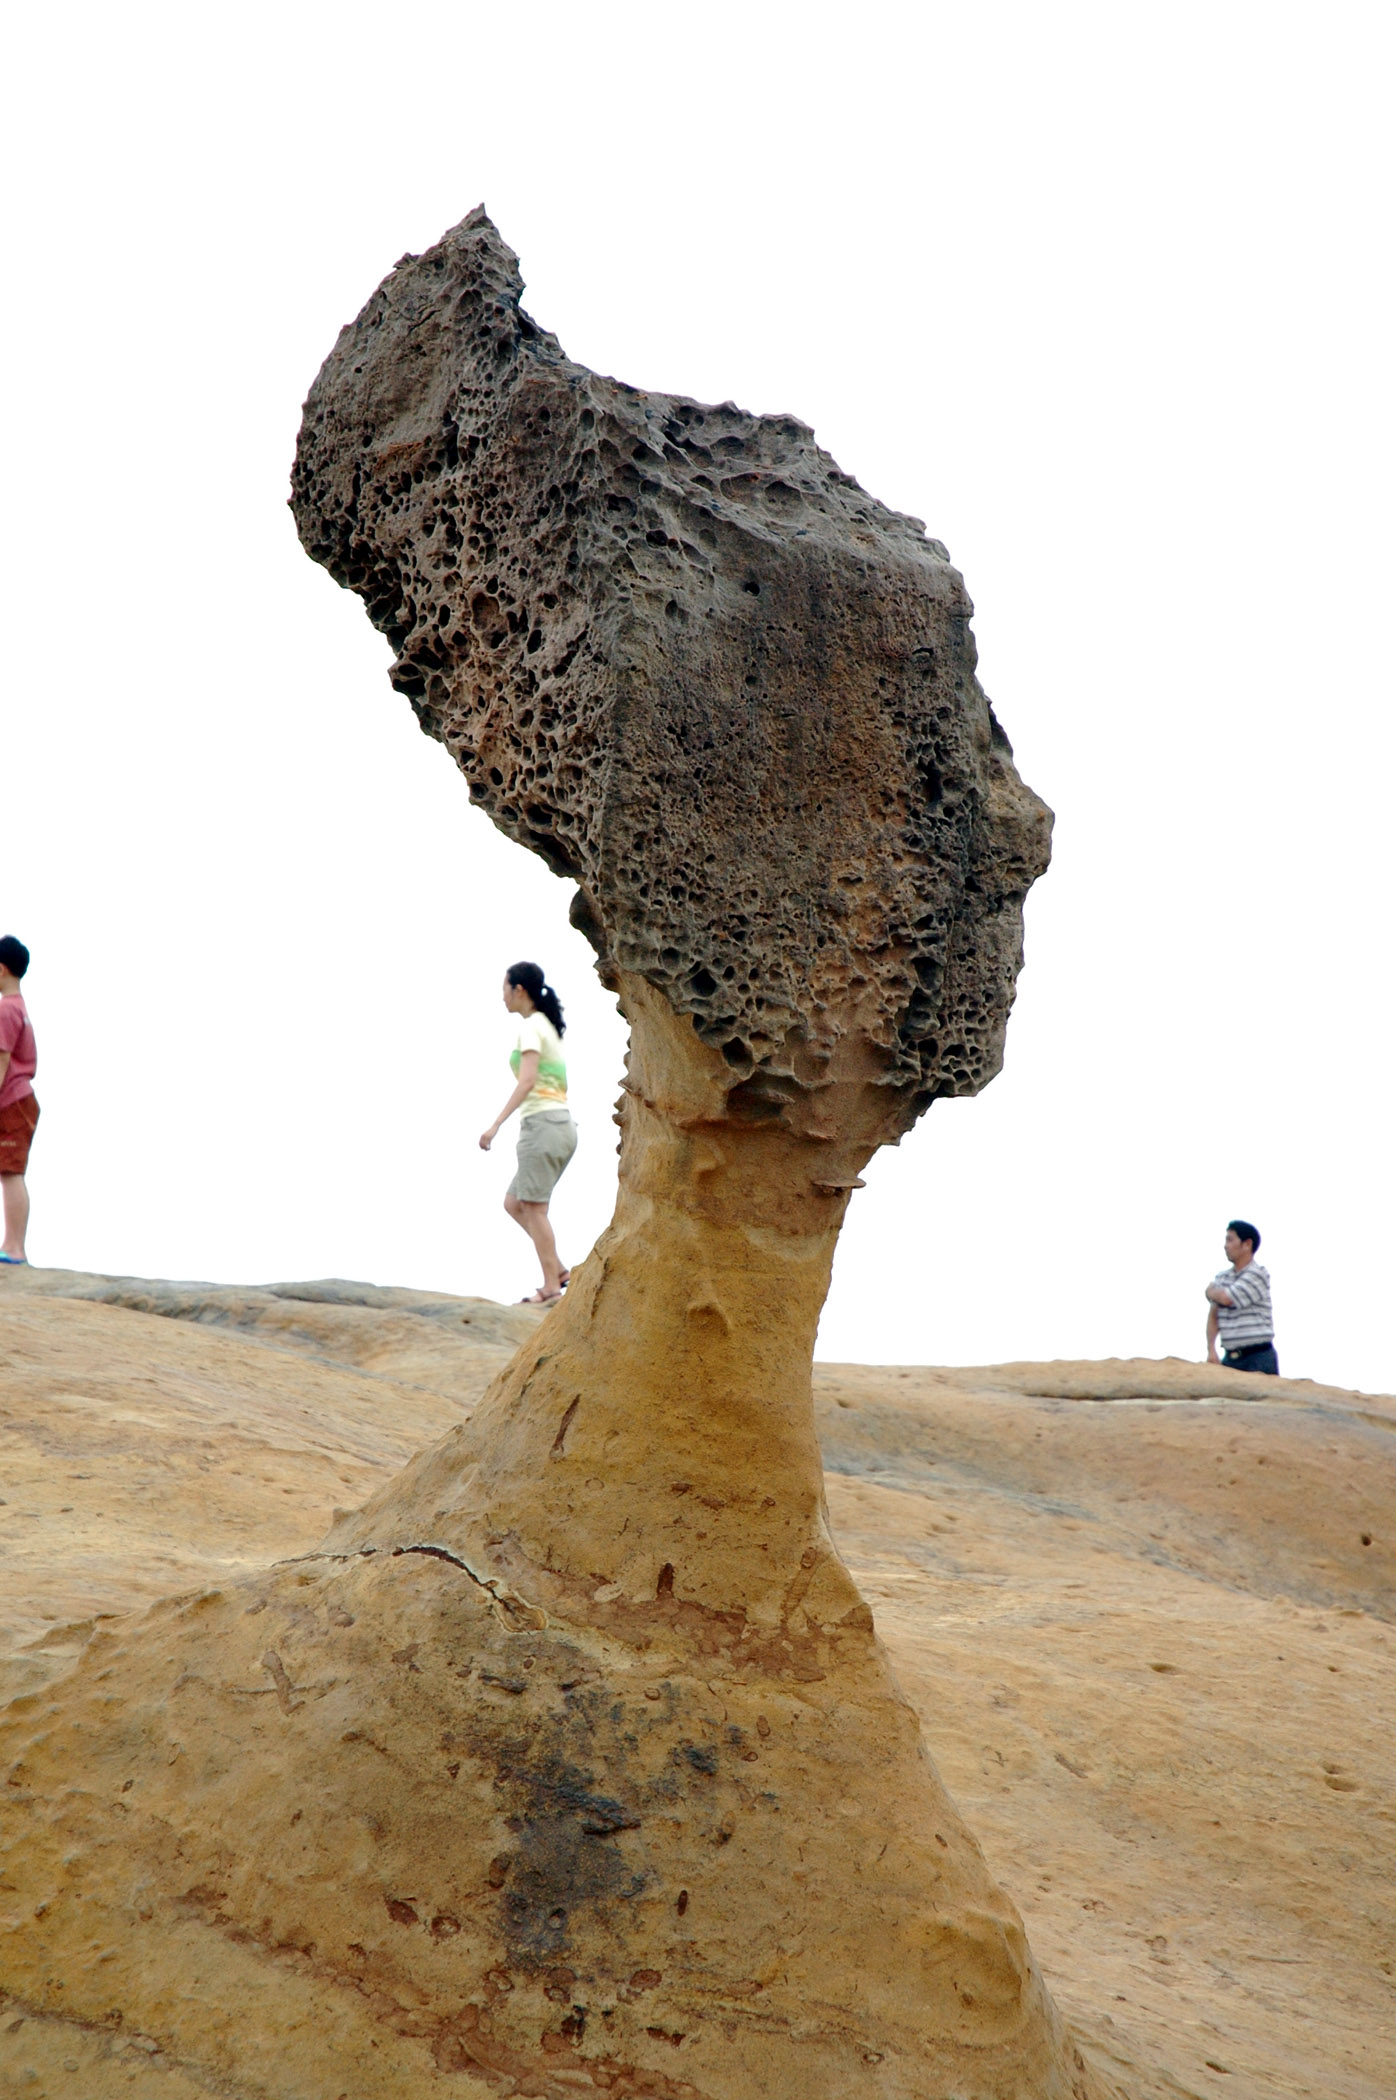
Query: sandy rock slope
0,1268,1391,2098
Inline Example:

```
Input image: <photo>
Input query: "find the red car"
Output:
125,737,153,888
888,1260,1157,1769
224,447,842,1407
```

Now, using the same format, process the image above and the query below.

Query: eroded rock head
292,207,1050,1131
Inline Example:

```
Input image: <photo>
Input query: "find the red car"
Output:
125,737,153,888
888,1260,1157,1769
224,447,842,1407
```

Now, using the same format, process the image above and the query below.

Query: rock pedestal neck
0,215,1120,2098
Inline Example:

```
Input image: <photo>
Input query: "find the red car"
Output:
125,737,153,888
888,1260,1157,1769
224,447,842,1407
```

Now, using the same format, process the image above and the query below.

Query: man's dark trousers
1223,1342,1279,1375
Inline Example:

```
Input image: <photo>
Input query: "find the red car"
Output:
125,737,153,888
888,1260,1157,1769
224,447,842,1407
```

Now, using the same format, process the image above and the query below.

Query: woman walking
479,962,577,1305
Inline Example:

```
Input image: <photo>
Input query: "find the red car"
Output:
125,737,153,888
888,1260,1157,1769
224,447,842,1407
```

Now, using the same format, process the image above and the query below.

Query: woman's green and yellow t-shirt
511,1012,568,1116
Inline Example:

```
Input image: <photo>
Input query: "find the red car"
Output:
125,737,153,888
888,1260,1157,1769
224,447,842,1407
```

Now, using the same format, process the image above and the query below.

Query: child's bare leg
1,1174,28,1260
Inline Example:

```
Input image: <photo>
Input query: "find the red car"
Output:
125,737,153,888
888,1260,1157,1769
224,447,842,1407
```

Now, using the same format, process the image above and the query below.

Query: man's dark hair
0,937,29,980
1228,1218,1261,1253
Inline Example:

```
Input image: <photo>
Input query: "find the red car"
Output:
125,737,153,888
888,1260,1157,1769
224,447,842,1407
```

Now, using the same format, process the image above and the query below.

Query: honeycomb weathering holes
290,208,1052,1137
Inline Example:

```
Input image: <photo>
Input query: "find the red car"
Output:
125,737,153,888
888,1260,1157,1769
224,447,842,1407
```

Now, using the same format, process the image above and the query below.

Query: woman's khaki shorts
508,1110,577,1204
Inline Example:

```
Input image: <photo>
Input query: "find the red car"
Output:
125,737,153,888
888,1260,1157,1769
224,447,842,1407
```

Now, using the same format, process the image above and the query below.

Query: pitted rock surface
291,207,1050,1117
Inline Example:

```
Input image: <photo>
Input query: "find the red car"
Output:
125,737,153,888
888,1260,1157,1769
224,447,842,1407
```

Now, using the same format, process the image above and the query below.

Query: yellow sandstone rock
0,1275,1391,2095
14,208,1383,2099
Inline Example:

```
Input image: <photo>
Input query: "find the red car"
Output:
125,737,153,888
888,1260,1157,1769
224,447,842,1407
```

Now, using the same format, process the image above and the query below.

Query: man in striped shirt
1205,1220,1278,1375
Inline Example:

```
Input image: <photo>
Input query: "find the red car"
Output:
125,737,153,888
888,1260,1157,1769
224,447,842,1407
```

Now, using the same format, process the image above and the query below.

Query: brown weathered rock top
292,206,1050,1132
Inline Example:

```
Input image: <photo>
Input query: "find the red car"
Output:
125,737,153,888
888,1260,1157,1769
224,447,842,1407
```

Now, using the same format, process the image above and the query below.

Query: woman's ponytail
536,981,566,1036
506,960,567,1037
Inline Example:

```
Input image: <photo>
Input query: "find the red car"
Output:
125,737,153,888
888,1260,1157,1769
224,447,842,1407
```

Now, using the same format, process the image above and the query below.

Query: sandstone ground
0,1268,1390,2098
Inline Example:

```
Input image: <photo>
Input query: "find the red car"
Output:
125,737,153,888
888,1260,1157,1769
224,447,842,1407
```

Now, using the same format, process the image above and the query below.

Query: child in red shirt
0,936,38,1265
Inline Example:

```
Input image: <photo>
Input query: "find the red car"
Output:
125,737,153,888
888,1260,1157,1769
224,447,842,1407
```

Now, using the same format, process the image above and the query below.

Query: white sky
3,2,1392,1390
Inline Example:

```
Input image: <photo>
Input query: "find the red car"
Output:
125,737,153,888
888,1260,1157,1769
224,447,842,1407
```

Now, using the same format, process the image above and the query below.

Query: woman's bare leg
503,1191,564,1293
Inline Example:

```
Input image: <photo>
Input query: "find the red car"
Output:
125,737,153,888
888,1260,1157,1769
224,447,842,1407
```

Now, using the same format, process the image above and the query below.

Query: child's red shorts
0,1093,39,1175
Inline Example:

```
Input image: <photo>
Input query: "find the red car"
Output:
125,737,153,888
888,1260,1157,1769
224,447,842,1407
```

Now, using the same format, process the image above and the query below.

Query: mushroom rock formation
0,215,1114,2100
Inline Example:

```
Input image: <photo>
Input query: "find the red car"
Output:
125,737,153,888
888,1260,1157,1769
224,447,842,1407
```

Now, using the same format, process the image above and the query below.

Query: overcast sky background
3,2,1392,1389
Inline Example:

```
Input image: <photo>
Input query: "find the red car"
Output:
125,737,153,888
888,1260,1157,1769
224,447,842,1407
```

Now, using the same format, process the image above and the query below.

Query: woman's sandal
519,1287,564,1306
